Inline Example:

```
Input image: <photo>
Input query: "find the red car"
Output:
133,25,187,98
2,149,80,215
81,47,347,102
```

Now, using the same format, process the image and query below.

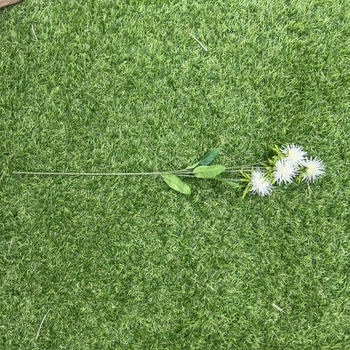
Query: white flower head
301,157,325,182
281,144,307,165
249,170,272,196
273,159,297,185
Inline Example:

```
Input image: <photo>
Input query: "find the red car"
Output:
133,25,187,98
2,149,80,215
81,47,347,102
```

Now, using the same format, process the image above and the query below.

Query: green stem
12,164,264,177
224,164,262,171
12,170,194,176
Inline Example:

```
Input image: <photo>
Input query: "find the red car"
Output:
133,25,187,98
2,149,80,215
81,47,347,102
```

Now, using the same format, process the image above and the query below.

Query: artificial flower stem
224,164,262,171
12,170,193,177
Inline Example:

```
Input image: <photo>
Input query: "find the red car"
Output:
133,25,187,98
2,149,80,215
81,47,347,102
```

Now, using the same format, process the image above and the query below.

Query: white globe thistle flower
249,170,272,196
281,144,307,165
301,157,325,182
273,159,297,185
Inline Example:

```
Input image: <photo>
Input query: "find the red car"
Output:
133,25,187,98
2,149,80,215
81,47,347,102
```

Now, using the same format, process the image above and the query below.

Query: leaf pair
162,149,224,195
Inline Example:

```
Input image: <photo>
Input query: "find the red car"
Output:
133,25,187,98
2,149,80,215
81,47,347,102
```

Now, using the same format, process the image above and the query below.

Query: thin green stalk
12,165,263,177
224,164,262,171
12,168,198,176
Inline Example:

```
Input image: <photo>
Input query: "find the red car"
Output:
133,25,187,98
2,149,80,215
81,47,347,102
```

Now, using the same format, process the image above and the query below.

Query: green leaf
214,177,241,188
270,144,282,157
193,165,226,178
239,170,251,182
198,148,220,166
222,180,241,188
241,185,250,199
162,173,191,195
186,148,220,169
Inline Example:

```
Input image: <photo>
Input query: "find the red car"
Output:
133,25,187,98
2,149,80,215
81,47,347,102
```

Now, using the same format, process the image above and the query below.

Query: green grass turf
1,0,350,348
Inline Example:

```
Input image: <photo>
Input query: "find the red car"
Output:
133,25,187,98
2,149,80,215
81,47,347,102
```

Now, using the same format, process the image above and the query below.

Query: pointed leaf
223,180,241,188
198,149,220,166
162,173,191,195
193,165,226,178
213,177,241,187
186,161,200,170
186,148,220,169
242,185,250,199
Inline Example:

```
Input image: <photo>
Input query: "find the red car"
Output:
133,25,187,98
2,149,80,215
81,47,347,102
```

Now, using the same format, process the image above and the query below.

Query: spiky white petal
249,170,272,196
273,159,297,185
281,144,307,165
301,157,325,182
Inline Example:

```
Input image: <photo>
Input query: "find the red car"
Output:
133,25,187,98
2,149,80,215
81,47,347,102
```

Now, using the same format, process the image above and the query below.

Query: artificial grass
1,0,350,349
